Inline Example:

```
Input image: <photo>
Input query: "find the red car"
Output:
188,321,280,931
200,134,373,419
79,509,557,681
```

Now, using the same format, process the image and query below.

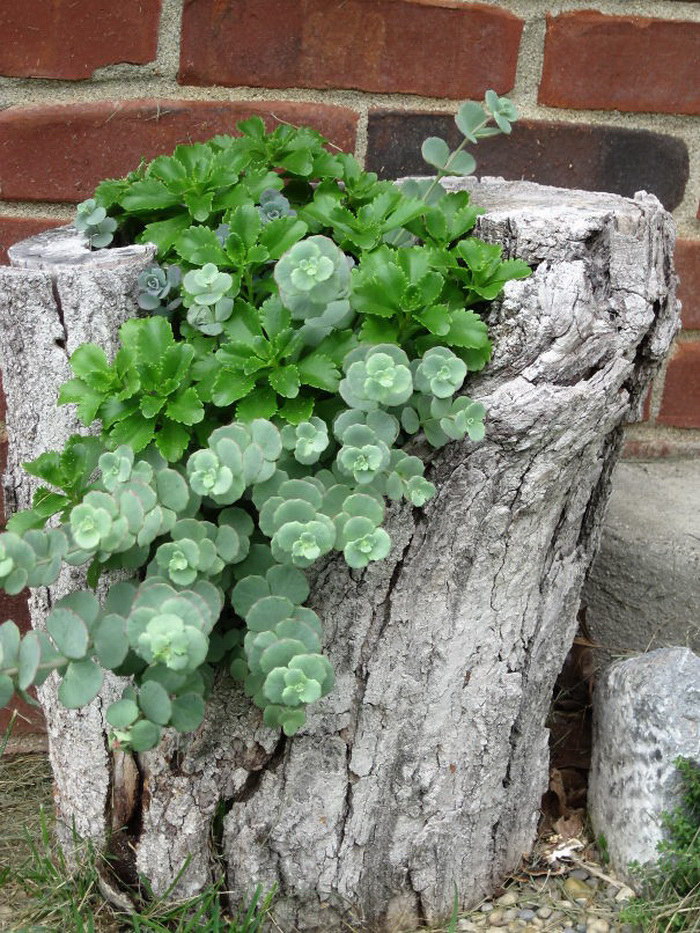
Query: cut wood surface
0,181,679,932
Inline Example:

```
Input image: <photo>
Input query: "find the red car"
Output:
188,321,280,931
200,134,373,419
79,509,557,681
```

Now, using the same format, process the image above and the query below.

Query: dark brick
676,240,700,330
366,113,689,211
658,340,700,429
540,12,700,116
0,216,65,265
0,99,358,203
179,0,523,99
0,0,161,80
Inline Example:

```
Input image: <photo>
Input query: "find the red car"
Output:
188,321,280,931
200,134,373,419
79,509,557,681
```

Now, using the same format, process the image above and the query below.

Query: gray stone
589,647,700,879
582,460,700,668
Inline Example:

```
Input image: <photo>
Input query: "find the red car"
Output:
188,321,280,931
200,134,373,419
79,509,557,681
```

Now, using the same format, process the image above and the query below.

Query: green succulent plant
137,264,182,313
0,93,528,744
339,344,413,410
280,417,330,465
274,235,351,317
75,198,118,248
258,189,296,224
414,346,467,398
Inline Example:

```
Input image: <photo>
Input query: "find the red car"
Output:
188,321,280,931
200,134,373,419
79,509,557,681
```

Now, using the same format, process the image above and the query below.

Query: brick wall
0,0,698,734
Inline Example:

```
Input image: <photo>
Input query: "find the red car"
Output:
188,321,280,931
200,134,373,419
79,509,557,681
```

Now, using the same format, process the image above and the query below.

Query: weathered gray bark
0,228,155,857
0,181,679,931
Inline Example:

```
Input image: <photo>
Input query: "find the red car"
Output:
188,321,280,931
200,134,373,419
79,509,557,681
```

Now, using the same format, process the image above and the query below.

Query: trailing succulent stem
0,91,530,749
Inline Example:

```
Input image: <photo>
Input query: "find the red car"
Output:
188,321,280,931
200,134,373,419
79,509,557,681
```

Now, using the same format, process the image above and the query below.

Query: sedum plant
0,90,530,746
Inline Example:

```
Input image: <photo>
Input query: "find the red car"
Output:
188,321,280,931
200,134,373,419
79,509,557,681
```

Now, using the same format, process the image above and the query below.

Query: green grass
0,717,275,932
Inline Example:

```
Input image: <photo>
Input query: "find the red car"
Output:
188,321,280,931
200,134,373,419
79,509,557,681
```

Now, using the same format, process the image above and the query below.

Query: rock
487,910,505,926
585,921,609,933
588,647,700,878
458,921,478,932
563,877,594,901
582,461,700,668
481,901,495,912
495,892,518,907
518,909,536,921
570,868,589,880
536,907,553,919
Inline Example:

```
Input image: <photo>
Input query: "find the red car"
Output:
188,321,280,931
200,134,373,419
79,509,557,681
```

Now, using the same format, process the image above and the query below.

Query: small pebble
563,878,594,901
562,928,576,933
488,909,505,926
536,907,552,919
458,922,478,932
481,902,495,913
571,868,589,881
495,892,518,907
503,909,517,921
518,910,536,921
559,900,574,908
586,921,609,933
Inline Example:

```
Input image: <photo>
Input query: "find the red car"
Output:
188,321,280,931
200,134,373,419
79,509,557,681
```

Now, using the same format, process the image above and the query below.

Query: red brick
0,0,161,80
658,341,700,428
539,11,700,116
0,99,359,204
179,0,523,99
676,240,700,330
0,216,65,265
0,592,45,737
622,434,700,459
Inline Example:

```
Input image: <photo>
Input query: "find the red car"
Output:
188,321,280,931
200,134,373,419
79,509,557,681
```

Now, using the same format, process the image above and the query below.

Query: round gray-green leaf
46,608,89,660
58,659,103,709
106,698,139,729
93,614,129,669
18,631,41,690
0,674,13,708
454,100,486,141
129,719,161,752
447,151,476,177
421,136,450,170
138,680,172,726
170,693,205,733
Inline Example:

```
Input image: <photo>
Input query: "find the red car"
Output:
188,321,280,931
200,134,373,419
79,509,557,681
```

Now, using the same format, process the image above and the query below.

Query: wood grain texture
0,182,679,930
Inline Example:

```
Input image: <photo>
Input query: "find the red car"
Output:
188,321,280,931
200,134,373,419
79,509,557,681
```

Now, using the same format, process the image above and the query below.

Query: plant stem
1,656,68,679
421,116,492,205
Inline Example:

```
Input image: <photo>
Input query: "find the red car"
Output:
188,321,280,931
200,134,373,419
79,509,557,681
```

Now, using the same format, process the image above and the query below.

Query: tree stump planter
0,179,678,932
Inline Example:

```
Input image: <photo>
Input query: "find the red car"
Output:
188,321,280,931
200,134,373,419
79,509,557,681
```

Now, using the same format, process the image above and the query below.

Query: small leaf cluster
0,92,530,748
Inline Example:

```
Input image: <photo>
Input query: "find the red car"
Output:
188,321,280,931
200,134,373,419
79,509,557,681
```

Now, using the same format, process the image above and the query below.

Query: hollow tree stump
0,180,678,932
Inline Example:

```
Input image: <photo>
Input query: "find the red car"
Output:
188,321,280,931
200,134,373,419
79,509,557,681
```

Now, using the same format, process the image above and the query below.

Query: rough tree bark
0,180,678,931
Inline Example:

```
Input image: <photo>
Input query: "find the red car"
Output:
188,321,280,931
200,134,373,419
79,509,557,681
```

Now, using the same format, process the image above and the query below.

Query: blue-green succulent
182,263,235,335
258,188,296,224
274,236,351,317
2,93,524,744
339,344,413,410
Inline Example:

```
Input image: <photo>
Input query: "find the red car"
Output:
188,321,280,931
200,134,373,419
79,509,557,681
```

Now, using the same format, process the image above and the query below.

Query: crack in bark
49,274,68,352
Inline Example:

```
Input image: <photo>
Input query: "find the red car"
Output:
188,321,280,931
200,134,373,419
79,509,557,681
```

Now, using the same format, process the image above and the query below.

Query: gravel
453,858,641,933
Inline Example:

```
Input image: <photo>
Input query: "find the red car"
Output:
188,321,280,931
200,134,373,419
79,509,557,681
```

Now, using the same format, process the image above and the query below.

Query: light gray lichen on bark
0,183,679,932
0,227,155,851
